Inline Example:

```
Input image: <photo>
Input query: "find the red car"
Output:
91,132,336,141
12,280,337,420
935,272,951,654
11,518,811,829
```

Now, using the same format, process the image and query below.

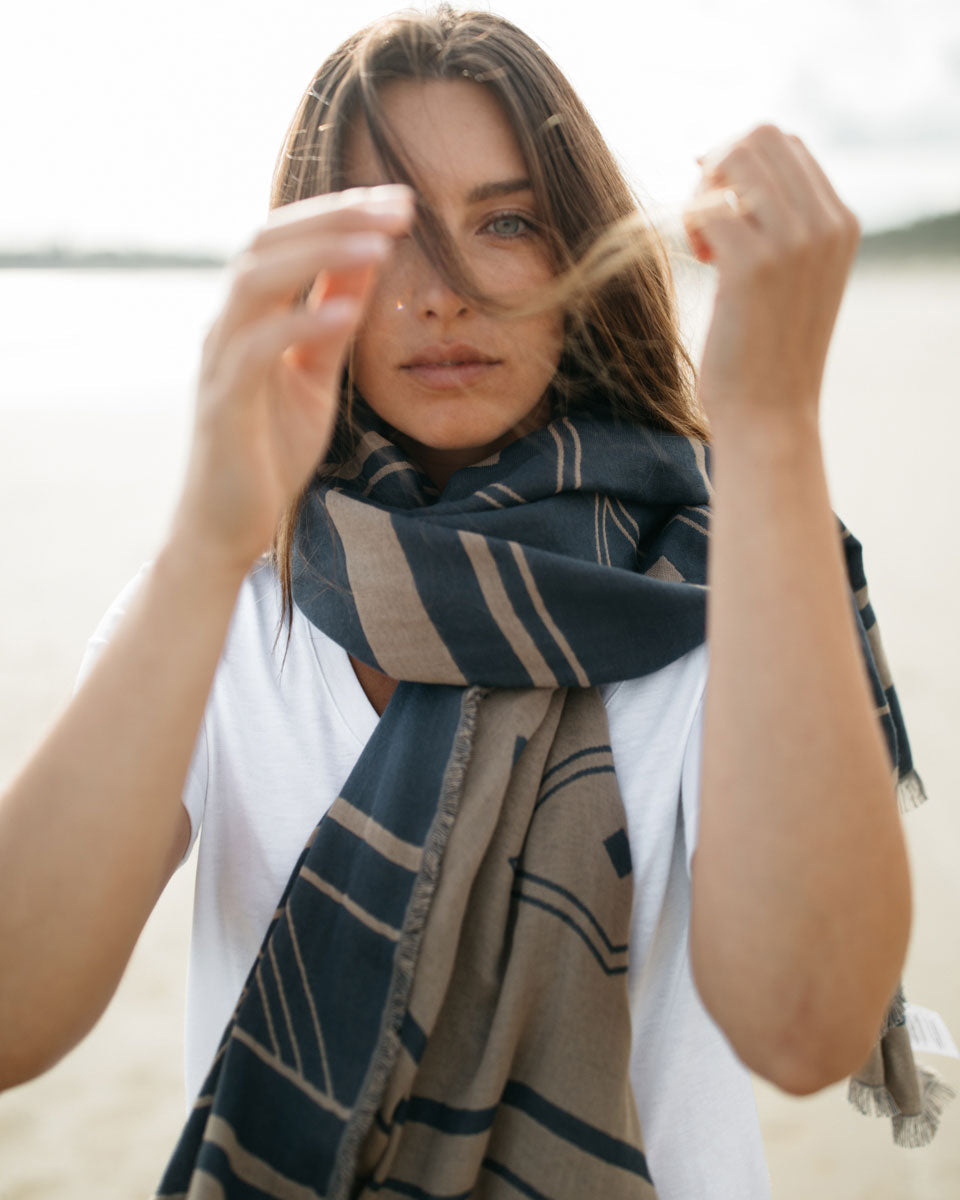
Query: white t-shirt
81,559,770,1200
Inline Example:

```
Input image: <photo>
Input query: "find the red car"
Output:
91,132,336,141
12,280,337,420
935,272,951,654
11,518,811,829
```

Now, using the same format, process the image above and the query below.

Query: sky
2,0,957,253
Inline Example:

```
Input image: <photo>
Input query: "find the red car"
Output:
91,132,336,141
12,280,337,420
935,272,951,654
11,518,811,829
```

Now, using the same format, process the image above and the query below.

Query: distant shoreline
2,210,957,269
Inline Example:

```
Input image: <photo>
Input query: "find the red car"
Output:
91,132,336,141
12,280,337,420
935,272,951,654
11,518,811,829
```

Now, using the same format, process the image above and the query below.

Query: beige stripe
255,962,281,1058
329,430,394,482
594,493,602,564
362,459,422,498
614,498,640,540
325,490,466,683
601,498,611,565
855,584,870,609
475,489,505,509
548,422,565,492
231,1027,353,1121
561,416,582,488
605,498,636,549
184,1169,225,1199
268,940,303,1075
203,1111,326,1200
509,542,589,687
458,530,558,686
300,866,402,942
690,437,714,500
328,795,424,873
491,482,525,504
674,512,708,536
286,914,332,1092
865,622,894,690
646,555,684,582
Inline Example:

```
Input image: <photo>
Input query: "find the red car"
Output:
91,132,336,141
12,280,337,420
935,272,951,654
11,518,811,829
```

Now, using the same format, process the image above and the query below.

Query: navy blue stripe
481,1157,554,1200
405,1094,498,1135
502,1081,651,1181
535,764,617,811
513,867,628,953
399,1010,428,1063
540,744,611,786
510,890,627,975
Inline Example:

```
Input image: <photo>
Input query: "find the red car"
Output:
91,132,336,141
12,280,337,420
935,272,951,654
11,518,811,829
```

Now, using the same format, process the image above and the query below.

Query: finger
697,137,792,240
214,232,392,355
216,296,362,397
255,185,415,252
785,134,861,237
744,126,826,227
682,190,761,267
296,260,383,373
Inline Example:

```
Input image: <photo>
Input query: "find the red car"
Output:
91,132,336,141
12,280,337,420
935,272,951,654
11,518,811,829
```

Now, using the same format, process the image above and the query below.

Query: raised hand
682,124,860,433
171,185,414,574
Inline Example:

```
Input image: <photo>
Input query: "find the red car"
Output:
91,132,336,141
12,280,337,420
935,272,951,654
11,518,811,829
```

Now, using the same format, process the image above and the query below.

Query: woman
0,6,935,1198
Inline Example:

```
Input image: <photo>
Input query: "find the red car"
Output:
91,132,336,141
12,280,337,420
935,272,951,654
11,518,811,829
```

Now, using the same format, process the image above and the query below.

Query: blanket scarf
155,406,951,1199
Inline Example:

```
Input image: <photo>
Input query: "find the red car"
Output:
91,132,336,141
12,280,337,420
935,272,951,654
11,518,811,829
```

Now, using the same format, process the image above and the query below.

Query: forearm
0,536,246,1086
691,410,911,1093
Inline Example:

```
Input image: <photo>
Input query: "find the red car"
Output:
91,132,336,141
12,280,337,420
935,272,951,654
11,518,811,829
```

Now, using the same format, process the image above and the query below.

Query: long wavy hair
269,5,708,624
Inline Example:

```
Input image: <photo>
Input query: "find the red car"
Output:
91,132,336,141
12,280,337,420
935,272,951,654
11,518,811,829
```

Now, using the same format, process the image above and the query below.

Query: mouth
401,344,502,390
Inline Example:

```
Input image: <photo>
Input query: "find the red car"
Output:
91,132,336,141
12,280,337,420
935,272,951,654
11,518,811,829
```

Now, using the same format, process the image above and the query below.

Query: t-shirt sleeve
75,563,207,867
679,677,707,875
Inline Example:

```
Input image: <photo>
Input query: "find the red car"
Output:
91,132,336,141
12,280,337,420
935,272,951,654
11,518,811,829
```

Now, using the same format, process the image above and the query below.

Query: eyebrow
466,178,533,204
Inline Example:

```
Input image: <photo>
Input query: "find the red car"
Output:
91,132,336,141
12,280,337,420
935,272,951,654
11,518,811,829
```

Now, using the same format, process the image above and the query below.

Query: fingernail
318,296,361,326
366,184,415,212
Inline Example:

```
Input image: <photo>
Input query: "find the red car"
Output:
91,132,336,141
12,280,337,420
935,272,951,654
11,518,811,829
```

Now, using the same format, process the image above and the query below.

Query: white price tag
905,1004,959,1059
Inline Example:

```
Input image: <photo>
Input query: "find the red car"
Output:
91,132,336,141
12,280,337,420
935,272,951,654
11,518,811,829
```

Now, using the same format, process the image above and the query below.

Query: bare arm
0,185,414,1089
683,126,911,1094
0,545,241,1086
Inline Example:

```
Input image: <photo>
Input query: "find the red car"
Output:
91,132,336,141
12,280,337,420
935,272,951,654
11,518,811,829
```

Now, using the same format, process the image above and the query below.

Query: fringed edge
891,1068,957,1148
329,685,489,1200
897,769,928,814
849,1069,957,1147
848,1078,901,1119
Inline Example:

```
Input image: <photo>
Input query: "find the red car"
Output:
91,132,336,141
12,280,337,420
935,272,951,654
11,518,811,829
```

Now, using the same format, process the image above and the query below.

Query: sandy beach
0,261,957,1197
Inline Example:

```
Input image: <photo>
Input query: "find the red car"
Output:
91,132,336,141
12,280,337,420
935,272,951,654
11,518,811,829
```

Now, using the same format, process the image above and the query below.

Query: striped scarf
155,407,944,1199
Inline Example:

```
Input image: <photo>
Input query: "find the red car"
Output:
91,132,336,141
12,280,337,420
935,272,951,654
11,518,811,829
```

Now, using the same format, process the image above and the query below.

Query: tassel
891,1068,957,1148
897,770,928,814
848,1078,900,1119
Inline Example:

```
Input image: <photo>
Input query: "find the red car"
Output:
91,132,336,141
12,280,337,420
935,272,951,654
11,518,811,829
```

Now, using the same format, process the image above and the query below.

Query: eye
483,211,535,238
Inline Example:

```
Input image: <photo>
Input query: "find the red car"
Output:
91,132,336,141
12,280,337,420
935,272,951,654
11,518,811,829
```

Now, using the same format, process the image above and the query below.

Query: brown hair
269,4,707,623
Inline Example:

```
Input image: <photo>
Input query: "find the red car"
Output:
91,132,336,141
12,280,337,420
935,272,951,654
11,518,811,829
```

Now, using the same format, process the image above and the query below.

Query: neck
393,397,553,491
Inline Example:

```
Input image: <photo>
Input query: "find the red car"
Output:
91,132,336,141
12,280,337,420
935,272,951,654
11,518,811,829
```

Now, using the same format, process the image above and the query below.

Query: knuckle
748,122,782,145
782,221,810,256
717,143,754,174
843,208,862,244
228,252,259,298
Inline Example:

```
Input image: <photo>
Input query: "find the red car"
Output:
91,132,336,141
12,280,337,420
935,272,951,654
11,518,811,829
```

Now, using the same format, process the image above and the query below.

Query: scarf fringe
897,769,928,814
848,1067,957,1147
329,686,487,1200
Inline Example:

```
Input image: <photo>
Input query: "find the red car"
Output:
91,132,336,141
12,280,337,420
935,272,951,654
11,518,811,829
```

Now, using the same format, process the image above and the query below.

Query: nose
400,239,470,321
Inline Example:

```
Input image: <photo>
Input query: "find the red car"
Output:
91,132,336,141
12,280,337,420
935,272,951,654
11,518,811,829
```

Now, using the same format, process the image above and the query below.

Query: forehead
343,79,528,195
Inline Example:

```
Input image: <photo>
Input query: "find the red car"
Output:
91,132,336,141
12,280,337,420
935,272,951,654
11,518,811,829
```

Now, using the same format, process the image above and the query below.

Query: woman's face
343,79,564,486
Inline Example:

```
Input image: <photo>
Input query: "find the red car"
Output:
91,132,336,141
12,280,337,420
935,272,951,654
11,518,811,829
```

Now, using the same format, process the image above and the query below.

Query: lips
402,343,501,368
401,343,502,390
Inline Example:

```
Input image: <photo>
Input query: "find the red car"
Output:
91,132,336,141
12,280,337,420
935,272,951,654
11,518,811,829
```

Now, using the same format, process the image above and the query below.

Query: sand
0,262,957,1197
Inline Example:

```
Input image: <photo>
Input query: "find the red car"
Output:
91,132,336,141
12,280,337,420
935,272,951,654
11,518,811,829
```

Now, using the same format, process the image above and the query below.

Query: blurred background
0,1,957,1196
